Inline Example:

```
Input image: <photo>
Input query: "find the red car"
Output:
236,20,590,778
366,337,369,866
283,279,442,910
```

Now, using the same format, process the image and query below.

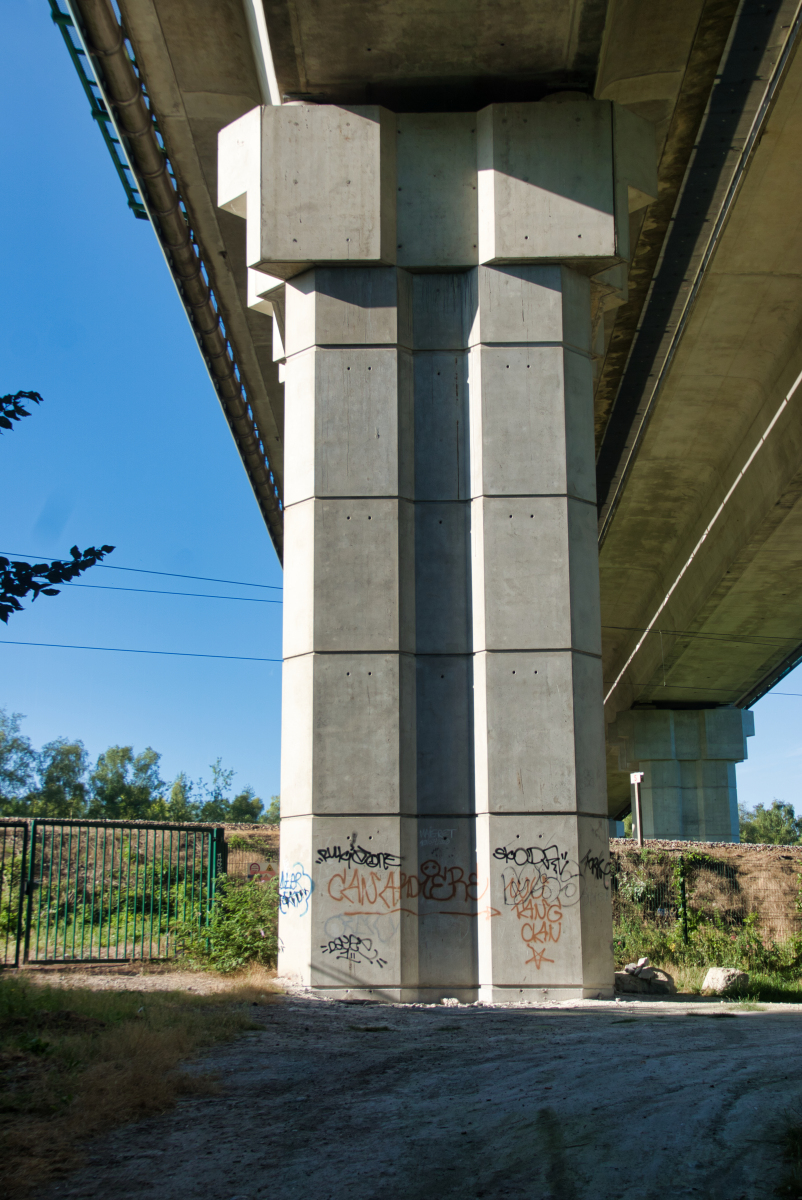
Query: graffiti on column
315,843,499,924
579,848,612,888
320,933,387,968
278,862,314,916
316,844,401,870
493,842,581,969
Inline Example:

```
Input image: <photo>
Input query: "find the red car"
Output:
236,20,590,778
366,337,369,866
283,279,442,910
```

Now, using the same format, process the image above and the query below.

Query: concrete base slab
479,984,616,1003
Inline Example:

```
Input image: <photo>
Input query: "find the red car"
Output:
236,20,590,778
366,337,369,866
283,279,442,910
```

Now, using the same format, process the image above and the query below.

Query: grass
0,966,280,1197
776,1110,802,1198
642,960,802,1003
614,909,802,1003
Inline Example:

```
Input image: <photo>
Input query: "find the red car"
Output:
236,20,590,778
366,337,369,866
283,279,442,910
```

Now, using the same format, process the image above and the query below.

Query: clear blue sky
1,0,800,815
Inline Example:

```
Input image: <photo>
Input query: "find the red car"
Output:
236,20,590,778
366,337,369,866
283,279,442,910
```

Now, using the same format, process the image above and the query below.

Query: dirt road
44,988,802,1200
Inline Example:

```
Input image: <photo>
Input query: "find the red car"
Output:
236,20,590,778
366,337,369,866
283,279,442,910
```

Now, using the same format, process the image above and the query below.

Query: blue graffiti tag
279,862,314,916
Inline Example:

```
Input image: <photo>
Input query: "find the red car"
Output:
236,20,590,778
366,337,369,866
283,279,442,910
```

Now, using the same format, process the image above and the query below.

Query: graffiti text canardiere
326,859,495,918
316,844,402,871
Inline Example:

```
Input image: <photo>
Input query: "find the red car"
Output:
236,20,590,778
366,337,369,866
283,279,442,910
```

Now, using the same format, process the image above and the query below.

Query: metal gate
0,818,225,966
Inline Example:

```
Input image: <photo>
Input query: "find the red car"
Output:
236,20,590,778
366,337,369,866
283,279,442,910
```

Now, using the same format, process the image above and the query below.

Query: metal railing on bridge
0,818,225,966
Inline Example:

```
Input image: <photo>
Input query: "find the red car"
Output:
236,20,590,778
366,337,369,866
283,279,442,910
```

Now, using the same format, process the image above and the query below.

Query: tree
0,709,37,814
0,390,42,431
165,772,200,822
88,746,165,820
1,544,116,624
739,800,802,845
229,786,264,823
32,739,89,817
196,758,236,822
264,795,280,824
1,388,114,621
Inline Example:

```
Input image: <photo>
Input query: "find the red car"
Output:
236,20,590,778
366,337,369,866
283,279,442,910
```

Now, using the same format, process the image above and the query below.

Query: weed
0,971,279,1197
171,874,279,972
776,1110,802,1198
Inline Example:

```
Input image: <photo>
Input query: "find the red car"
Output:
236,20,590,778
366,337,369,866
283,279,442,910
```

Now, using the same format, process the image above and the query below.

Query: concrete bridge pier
610,708,755,841
219,98,657,1000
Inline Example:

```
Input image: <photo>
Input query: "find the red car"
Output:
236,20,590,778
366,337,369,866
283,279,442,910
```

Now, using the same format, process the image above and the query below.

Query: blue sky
2,0,800,815
1,0,283,802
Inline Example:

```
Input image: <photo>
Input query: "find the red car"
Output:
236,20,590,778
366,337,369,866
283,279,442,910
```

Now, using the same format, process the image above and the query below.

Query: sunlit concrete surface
45,989,802,1200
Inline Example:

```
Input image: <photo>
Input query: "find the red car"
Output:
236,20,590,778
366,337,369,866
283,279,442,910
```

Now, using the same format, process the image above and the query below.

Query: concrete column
468,266,613,1001
610,708,755,841
278,266,419,997
218,96,657,1001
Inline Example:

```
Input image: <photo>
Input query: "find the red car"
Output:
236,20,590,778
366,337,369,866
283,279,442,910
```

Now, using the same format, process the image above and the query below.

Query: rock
441,997,461,1007
615,969,676,996
624,956,651,976
702,967,749,995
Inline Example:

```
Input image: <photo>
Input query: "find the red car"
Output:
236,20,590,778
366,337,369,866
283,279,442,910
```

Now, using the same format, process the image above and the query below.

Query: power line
0,550,282,591
0,639,281,662
63,582,282,603
1,640,799,696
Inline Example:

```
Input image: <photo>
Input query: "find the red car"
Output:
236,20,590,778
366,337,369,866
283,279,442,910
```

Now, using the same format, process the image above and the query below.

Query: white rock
615,968,676,995
702,967,749,995
441,997,460,1007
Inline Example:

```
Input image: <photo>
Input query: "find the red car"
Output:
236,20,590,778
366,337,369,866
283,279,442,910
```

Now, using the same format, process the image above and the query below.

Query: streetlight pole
630,771,645,847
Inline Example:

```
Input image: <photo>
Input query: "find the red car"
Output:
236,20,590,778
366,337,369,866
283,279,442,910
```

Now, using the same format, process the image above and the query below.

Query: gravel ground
37,972,802,1200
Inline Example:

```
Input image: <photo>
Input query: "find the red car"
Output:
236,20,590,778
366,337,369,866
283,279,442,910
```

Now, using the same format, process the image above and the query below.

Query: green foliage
614,908,802,976
0,709,37,811
1,544,115,624
32,740,89,817
87,746,164,820
0,389,43,431
172,875,279,973
264,795,280,824
739,800,802,845
228,787,264,823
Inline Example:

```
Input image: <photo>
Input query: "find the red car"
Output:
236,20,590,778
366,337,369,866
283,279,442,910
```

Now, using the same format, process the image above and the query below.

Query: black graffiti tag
320,933,387,968
580,848,613,889
316,844,401,871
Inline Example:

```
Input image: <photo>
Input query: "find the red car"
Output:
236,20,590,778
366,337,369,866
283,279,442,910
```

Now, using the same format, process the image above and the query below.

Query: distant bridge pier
610,709,755,842
219,98,657,1000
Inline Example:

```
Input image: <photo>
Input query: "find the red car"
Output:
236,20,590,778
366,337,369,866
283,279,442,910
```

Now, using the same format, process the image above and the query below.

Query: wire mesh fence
0,818,225,966
611,842,802,945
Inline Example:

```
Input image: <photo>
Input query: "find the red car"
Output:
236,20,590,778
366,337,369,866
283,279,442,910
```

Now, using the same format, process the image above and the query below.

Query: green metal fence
0,821,28,968
0,818,225,966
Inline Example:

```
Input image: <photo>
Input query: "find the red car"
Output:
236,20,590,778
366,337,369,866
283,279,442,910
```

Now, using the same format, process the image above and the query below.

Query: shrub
171,874,279,973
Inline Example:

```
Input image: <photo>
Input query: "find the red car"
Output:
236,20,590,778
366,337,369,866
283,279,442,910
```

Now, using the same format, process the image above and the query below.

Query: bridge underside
88,0,802,826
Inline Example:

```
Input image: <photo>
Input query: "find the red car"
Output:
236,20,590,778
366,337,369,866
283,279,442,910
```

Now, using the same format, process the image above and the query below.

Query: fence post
678,855,688,944
11,822,29,969
216,827,227,877
22,820,36,964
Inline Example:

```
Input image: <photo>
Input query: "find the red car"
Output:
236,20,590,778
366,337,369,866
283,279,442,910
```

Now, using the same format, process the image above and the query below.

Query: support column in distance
610,708,755,841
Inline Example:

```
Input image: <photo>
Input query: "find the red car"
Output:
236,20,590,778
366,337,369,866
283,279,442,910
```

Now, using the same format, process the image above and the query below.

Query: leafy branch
1,391,43,432
0,545,116,623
